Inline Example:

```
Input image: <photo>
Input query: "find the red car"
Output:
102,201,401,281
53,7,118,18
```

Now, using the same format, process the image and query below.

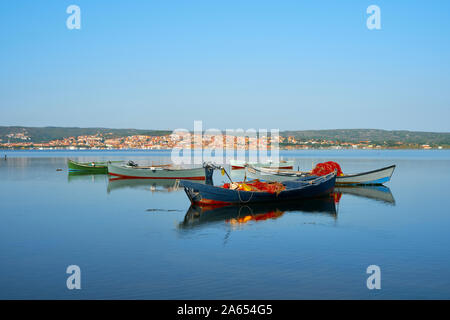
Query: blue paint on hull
181,173,337,204
345,176,391,185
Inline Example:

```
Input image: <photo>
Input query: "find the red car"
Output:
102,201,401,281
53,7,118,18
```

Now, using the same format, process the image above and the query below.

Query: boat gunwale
336,164,396,179
247,165,308,177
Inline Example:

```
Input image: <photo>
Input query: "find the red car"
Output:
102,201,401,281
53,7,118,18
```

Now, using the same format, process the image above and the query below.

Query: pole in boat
203,162,233,185
221,166,233,184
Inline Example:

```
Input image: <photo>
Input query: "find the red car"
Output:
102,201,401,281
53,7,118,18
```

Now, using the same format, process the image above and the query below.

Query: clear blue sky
1,0,449,131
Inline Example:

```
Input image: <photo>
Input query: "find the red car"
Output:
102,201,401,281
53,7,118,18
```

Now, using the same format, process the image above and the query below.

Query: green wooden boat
67,159,111,173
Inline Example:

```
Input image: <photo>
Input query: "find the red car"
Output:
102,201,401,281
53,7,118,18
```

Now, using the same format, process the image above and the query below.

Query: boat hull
246,166,305,182
107,163,206,180
231,165,294,170
247,165,396,185
180,173,336,205
230,159,294,170
336,165,396,185
68,159,108,173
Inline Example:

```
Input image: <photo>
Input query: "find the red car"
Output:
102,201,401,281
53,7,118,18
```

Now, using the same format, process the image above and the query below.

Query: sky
0,0,449,132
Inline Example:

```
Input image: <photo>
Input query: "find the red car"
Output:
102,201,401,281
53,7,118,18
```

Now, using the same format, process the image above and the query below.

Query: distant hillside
282,129,450,146
0,126,171,143
0,126,449,146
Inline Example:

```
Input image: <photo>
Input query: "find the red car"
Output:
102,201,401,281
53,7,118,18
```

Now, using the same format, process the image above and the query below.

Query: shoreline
1,147,448,151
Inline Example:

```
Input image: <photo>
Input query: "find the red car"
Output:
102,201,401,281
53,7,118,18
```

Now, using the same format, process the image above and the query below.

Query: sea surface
1,149,449,299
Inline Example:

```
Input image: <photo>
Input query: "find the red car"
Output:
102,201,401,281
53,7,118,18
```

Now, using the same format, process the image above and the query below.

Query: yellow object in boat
239,183,252,191
221,168,225,176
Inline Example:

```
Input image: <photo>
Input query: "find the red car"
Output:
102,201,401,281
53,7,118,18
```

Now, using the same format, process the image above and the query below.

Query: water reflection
334,185,395,205
179,197,337,230
179,185,396,230
67,172,108,183
107,178,181,193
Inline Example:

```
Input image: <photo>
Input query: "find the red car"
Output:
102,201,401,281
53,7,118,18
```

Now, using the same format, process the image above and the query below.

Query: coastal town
0,131,445,150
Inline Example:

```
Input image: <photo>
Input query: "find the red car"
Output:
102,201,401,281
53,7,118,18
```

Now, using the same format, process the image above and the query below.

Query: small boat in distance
247,164,396,185
107,162,206,180
68,159,112,173
230,159,294,170
180,172,336,205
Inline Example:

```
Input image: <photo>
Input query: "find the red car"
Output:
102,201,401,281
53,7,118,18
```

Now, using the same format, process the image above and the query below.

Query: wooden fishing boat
334,165,396,185
107,162,206,180
247,164,396,185
246,165,309,182
229,159,294,170
180,172,336,205
67,159,110,173
179,198,337,229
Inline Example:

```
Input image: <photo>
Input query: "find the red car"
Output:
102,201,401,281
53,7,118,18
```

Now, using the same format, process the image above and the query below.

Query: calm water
1,150,450,299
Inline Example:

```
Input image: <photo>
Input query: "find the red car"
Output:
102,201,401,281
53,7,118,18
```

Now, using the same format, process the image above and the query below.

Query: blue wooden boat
180,172,336,205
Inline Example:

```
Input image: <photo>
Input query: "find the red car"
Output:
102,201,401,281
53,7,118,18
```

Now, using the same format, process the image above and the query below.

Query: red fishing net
311,161,343,176
222,180,285,194
246,180,286,194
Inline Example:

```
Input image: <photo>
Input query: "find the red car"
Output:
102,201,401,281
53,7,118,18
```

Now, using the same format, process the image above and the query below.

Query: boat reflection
67,172,108,183
334,185,395,205
107,178,184,194
179,197,337,230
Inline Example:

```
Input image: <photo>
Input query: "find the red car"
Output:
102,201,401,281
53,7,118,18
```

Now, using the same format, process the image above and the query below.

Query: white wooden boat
246,164,396,185
107,162,206,180
335,165,395,185
230,159,294,170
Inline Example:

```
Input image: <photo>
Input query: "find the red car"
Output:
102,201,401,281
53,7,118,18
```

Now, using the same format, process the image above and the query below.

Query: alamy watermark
366,5,381,30
66,5,81,30
366,265,381,290
65,5,382,32
170,121,280,165
66,265,81,290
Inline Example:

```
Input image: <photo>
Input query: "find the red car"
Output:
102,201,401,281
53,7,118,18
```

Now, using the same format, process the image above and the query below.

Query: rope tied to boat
237,188,254,204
